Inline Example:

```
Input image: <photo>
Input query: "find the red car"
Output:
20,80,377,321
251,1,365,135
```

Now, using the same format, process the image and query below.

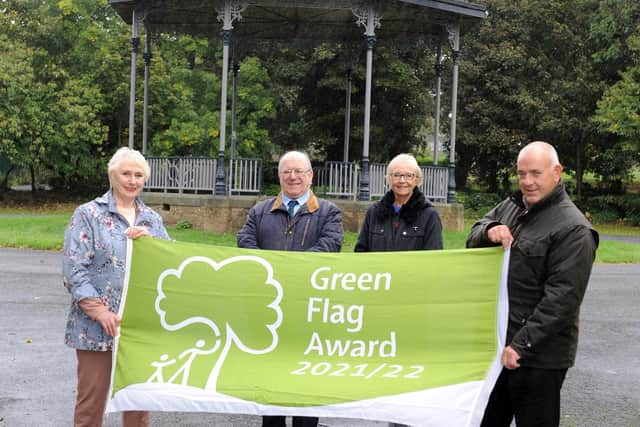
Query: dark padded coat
466,183,599,369
354,187,443,252
237,191,343,252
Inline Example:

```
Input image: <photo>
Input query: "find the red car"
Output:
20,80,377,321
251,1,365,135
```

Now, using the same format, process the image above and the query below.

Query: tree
256,40,436,162
458,0,611,197
594,66,640,148
588,0,640,184
147,40,222,157
0,0,112,191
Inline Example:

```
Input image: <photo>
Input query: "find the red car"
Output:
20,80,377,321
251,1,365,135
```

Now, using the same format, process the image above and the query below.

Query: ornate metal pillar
142,23,152,156
353,2,381,201
128,9,139,149
230,61,239,160
215,1,246,196
433,42,443,165
446,22,460,204
343,68,352,163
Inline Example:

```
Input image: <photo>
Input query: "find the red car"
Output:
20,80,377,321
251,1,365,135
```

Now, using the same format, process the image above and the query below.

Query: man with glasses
237,150,343,427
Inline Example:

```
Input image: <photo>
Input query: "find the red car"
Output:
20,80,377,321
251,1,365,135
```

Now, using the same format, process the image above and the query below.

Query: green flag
108,238,508,426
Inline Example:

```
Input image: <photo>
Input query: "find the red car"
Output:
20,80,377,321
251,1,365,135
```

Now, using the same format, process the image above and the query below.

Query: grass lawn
0,210,638,263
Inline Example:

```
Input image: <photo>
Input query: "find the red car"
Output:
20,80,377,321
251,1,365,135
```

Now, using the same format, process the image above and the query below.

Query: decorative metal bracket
352,2,381,36
446,23,460,51
135,7,148,27
216,0,249,30
446,23,460,64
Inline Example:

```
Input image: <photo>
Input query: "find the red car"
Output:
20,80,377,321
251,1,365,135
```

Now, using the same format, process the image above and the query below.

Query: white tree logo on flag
153,255,283,391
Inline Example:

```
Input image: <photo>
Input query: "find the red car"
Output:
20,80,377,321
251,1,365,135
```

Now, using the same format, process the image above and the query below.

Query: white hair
518,141,560,167
386,153,423,186
107,147,151,184
278,151,312,172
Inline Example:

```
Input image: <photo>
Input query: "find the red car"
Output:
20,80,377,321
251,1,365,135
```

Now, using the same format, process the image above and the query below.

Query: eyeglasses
390,172,416,181
280,169,310,177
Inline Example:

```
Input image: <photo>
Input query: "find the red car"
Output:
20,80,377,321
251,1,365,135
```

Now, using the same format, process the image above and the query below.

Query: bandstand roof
109,0,487,42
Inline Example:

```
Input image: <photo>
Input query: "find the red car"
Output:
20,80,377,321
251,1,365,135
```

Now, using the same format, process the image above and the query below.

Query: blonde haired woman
63,147,169,426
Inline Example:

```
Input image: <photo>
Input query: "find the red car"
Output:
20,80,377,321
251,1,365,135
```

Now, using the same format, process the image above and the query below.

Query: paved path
600,234,640,244
1,248,638,427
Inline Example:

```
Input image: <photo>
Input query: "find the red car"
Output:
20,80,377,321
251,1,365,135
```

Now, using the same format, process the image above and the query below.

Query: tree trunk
30,164,37,195
1,165,14,190
118,117,122,146
501,172,511,197
486,161,498,193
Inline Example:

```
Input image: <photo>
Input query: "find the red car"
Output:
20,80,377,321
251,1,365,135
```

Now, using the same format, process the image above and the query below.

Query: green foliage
593,66,640,150
0,0,638,196
0,34,108,189
582,0,640,185
175,219,193,230
457,191,503,218
262,183,281,196
148,36,221,157
458,0,607,194
255,41,435,161
234,56,277,158
579,193,640,225
588,0,640,73
590,209,620,225
0,0,118,190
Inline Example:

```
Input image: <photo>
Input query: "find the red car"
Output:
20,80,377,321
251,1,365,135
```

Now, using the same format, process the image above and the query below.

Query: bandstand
108,0,487,232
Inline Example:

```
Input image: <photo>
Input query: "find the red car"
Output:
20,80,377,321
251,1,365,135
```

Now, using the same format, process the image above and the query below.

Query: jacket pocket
365,227,385,249
513,236,548,288
399,226,425,249
516,237,547,257
400,227,425,239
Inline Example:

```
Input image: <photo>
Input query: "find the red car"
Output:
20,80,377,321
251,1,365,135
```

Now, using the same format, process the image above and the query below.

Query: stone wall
141,192,464,233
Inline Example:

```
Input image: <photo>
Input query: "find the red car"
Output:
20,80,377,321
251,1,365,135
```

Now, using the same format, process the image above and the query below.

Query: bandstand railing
146,156,262,195
228,158,262,195
314,162,448,202
146,156,448,202
369,162,388,199
147,156,217,194
314,161,359,198
420,165,449,203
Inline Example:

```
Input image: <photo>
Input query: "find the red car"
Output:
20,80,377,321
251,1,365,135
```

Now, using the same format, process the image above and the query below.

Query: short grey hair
386,153,423,186
107,147,151,184
518,141,561,167
278,151,312,172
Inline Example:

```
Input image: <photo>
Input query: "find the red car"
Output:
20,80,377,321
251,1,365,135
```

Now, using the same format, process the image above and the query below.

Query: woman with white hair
355,153,442,426
62,147,169,427
355,153,442,252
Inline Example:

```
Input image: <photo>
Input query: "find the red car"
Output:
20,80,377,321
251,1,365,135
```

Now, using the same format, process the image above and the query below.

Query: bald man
466,141,599,427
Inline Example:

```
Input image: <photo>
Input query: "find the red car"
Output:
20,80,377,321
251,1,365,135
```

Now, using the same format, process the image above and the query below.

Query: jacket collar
96,190,141,215
511,182,566,213
271,191,320,213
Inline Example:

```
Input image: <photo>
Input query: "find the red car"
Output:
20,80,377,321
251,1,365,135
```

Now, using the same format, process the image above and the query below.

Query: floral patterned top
62,190,169,351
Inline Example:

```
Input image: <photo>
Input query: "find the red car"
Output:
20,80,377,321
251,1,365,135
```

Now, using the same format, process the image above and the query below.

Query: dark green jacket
466,184,598,369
